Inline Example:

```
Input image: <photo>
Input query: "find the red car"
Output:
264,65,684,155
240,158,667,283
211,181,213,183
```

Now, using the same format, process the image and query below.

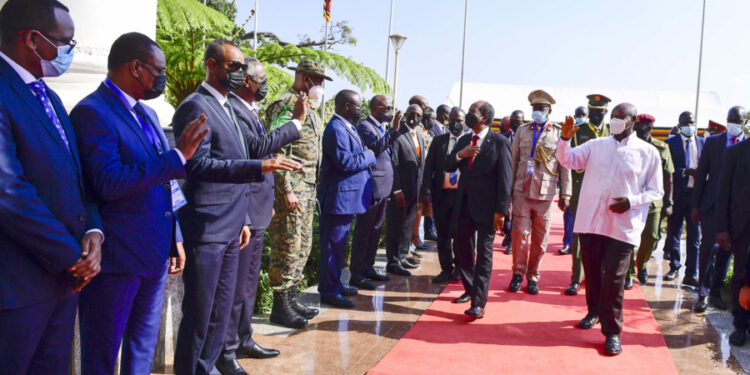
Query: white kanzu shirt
556,133,663,246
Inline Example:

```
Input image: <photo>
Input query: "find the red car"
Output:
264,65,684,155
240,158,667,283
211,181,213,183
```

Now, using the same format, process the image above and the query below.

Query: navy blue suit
0,56,101,375
350,116,398,282
665,134,705,277
70,82,185,375
173,84,299,375
317,114,376,297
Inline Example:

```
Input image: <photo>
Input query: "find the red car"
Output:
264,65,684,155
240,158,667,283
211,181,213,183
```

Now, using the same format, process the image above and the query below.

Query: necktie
685,138,691,168
224,101,249,158
27,80,71,154
732,136,738,145
449,137,459,185
249,108,265,135
467,135,479,170
133,103,163,153
412,131,421,159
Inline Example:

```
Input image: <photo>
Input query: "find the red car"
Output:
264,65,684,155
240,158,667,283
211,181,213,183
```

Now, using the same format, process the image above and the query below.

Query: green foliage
201,0,238,22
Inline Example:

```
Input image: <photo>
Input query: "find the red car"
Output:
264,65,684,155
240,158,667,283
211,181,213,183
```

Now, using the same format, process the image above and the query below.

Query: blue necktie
449,137,459,185
133,103,163,153
685,138,691,188
27,80,70,154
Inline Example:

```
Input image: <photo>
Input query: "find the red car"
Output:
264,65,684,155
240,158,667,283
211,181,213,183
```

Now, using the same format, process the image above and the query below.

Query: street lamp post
389,33,407,116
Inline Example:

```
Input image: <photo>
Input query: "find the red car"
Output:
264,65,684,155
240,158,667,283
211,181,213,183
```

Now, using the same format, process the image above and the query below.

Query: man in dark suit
385,104,427,276
664,111,705,285
0,2,104,374
423,107,468,283
717,138,750,346
317,90,376,308
446,101,512,319
349,95,401,290
691,106,747,313
172,39,302,375
70,32,207,375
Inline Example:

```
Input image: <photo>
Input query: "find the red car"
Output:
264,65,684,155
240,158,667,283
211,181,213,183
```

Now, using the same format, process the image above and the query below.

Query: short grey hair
243,56,261,79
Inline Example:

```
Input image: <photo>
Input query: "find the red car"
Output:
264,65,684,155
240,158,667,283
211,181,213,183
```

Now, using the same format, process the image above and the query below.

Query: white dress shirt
556,133,663,246
443,134,462,189
680,134,699,188
456,126,490,161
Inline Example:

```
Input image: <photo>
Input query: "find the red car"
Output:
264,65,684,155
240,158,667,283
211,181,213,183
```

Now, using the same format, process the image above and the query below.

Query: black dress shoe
604,334,622,356
526,280,539,295
410,249,424,258
565,282,580,296
387,264,411,276
451,269,461,281
368,272,390,282
340,285,358,296
624,277,634,290
504,245,512,255
321,294,355,309
578,313,599,329
236,342,280,359
432,272,451,284
710,294,727,310
663,251,672,261
452,292,471,304
637,269,648,285
269,290,308,329
424,231,438,241
730,329,747,346
216,358,249,375
509,274,522,292
351,278,376,290
401,258,418,269
558,245,571,254
465,306,484,319
501,235,511,247
663,269,678,281
682,275,699,288
694,296,708,313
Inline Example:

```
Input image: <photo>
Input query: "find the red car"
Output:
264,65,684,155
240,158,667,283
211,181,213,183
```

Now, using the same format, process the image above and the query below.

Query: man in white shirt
556,103,663,356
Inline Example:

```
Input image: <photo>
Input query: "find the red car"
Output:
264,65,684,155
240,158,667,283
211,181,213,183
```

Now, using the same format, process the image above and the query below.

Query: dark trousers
0,293,77,375
434,189,458,275
666,189,701,277
563,207,574,247
731,237,750,330
453,195,490,307
175,239,241,375
79,263,168,375
319,214,355,297
350,197,388,282
385,198,418,267
579,233,634,336
424,215,436,234
697,212,732,298
222,228,265,362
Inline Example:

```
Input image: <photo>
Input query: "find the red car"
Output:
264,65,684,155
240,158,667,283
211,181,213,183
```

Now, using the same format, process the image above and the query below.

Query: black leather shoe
624,277,634,290
451,269,461,281
730,329,747,346
387,264,412,276
509,274,522,292
368,272,390,282
526,280,539,295
321,294,355,309
694,296,708,313
351,278,376,290
504,245,512,255
604,334,622,356
236,342,280,359
401,258,419,269
270,291,308,329
290,286,319,320
637,269,648,285
452,292,471,304
465,306,484,319
682,275,699,288
558,245,571,254
424,231,438,241
578,313,599,329
216,358,248,375
432,272,451,284
710,294,727,310
340,285,358,296
501,235,511,247
663,269,678,281
565,282,580,296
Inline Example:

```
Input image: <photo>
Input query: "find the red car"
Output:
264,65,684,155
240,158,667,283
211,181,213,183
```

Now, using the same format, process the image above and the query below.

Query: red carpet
369,208,678,375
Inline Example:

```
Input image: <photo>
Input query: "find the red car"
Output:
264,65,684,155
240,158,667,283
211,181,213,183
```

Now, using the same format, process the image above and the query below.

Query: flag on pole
324,0,332,22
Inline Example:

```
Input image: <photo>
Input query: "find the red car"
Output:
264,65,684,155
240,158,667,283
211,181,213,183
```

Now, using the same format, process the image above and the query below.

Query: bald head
611,103,637,139
436,104,451,124
408,95,429,110
574,106,588,118
334,89,362,123
369,94,392,123
678,111,695,127
727,106,748,125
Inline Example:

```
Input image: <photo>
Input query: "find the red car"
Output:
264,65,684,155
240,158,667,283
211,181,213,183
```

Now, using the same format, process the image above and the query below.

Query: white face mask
609,117,629,135
727,122,745,137
308,85,325,107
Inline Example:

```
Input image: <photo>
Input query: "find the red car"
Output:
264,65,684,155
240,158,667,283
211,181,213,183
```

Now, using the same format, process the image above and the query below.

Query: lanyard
104,79,162,153
530,122,545,158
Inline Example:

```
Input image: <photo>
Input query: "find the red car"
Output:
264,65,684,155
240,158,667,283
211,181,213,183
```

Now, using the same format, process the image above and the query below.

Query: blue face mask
680,125,695,138
532,110,547,124
574,117,587,125
33,32,74,77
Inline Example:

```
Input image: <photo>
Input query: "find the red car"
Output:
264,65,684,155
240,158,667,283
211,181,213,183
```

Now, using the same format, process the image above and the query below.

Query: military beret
636,114,655,125
586,94,611,109
528,89,555,106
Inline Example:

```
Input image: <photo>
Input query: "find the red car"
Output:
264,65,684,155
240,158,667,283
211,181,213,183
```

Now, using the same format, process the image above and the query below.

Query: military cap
528,89,555,106
586,94,611,109
636,114,655,125
287,59,333,81
708,120,726,131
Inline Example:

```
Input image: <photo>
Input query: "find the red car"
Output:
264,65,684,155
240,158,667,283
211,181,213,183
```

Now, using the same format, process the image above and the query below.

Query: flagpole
385,0,395,83
694,0,706,121
321,20,330,121
253,0,259,51
459,0,469,108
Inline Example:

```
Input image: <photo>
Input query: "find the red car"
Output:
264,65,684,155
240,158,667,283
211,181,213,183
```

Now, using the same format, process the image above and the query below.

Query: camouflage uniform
265,88,322,292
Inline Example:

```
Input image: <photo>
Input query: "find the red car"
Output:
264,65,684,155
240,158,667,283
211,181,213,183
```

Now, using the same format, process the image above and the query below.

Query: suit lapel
199,86,245,155
100,85,157,158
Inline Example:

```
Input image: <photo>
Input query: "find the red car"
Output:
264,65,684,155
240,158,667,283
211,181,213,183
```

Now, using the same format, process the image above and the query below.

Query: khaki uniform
265,88,322,291
510,122,571,282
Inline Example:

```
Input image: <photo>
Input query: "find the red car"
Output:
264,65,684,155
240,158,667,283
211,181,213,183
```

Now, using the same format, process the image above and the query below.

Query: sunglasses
214,59,247,72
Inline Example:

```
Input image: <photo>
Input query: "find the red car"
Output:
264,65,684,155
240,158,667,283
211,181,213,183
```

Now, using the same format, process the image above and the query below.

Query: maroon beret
636,114,655,125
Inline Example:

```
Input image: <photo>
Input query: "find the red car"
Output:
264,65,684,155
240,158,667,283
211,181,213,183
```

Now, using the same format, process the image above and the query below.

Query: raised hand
293,92,308,123
176,113,210,160
393,110,403,131
561,116,578,140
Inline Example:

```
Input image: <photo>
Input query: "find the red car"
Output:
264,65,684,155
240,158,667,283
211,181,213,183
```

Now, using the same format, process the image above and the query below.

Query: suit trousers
579,233,633,336
79,263,168,375
319,214,355,297
454,195,490,307
511,196,553,282
222,228,265,362
434,189,458,275
175,239,241,375
697,212,732,298
731,237,750,330
666,189,701,277
0,293,77,375
350,197,388,282
385,198,418,267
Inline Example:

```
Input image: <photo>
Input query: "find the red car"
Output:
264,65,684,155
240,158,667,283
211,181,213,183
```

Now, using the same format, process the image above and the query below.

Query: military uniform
510,90,572,284
265,87,323,292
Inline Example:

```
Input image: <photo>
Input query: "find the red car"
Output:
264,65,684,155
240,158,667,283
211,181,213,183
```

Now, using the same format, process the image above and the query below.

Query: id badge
171,180,187,212
526,160,535,175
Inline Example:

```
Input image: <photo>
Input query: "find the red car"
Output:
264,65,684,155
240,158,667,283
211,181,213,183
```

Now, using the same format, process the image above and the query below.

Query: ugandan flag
324,0,332,22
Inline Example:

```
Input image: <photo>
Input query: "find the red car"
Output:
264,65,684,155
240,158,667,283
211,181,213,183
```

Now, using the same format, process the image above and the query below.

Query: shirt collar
472,126,490,140
334,113,354,129
201,81,227,105
232,93,257,115
104,78,137,108
680,133,694,142
0,51,37,84
368,115,381,126
615,132,638,145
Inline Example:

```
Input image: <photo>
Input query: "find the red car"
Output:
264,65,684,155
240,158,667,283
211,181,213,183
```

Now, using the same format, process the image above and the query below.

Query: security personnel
565,94,611,296
508,90,571,294
264,60,327,328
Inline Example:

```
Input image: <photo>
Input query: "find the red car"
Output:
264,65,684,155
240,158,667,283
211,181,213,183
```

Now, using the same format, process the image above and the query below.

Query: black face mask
141,72,166,100
509,120,522,132
589,111,604,126
254,80,268,101
351,106,363,124
634,124,650,140
380,111,394,124
221,69,245,92
448,121,464,136
465,113,481,128
406,113,421,127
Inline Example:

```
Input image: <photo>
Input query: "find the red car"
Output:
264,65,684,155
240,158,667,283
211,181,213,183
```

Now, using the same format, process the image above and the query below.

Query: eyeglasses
138,60,166,76
214,59,248,72
17,30,76,54
374,105,393,112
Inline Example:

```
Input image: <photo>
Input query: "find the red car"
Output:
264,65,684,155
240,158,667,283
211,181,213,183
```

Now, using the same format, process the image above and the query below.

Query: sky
235,0,750,126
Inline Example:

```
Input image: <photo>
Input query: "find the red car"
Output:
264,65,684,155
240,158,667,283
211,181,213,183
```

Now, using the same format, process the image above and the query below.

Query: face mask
351,105,363,124
33,33,74,77
727,122,744,137
254,80,268,101
531,111,547,124
308,85,324,107
220,69,244,92
143,72,166,100
680,125,695,138
406,113,421,127
634,124,650,140
465,112,481,128
423,118,434,130
610,117,630,135
574,117,587,125
379,111,394,124
589,111,604,126
509,120,522,132
448,121,464,136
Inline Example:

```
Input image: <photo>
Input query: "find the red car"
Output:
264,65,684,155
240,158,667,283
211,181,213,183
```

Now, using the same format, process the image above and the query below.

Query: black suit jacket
446,130,512,228
173,85,299,243
692,133,730,214
390,126,425,204
423,132,457,204
666,134,705,201
716,139,750,241
357,116,398,199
